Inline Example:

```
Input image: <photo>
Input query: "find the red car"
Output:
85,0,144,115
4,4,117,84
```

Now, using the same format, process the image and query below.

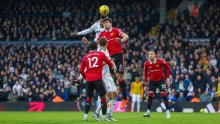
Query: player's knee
160,92,167,97
116,73,123,80
148,91,154,97
113,92,118,97
86,97,92,106
107,92,114,99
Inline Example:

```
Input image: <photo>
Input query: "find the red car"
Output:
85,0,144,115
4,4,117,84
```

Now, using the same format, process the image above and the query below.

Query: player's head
99,37,108,48
148,49,156,60
89,42,98,51
135,76,140,82
102,16,112,30
100,15,107,28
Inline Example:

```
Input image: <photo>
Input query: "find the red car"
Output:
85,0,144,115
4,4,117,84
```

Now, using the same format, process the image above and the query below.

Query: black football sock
147,96,153,110
85,102,91,114
119,80,127,100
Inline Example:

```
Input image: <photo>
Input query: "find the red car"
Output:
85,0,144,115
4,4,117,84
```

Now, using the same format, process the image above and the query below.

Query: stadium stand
0,0,219,104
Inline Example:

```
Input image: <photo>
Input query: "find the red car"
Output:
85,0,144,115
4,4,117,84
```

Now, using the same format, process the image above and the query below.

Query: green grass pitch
0,112,219,124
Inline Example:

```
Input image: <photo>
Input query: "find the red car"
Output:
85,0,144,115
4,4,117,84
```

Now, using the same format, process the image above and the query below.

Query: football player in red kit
97,17,129,109
80,41,116,121
143,50,171,119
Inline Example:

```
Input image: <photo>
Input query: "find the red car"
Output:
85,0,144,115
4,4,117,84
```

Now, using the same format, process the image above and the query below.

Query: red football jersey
80,51,113,82
98,27,124,56
144,58,171,83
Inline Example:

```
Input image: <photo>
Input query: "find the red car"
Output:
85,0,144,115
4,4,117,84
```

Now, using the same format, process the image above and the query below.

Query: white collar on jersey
105,27,113,32
149,58,157,64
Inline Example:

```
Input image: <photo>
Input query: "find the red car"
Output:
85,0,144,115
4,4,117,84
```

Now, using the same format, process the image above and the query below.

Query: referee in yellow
130,76,144,112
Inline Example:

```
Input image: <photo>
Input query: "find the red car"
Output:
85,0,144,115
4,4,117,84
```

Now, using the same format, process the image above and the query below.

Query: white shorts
102,74,117,93
132,94,141,103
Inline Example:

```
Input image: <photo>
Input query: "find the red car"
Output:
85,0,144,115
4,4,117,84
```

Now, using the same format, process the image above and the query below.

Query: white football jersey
76,20,104,41
90,21,105,41
101,49,111,76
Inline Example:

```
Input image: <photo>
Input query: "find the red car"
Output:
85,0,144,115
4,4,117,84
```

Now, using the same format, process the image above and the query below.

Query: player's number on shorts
88,57,98,68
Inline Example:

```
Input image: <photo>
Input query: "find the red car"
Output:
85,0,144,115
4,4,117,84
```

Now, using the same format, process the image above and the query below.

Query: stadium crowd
0,0,159,41
0,0,219,107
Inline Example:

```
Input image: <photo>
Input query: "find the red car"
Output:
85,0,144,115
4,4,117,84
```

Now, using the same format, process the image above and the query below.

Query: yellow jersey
130,81,144,97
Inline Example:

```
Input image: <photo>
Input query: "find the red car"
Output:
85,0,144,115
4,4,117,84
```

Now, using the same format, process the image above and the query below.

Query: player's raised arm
115,28,129,43
71,28,93,37
120,32,129,43
71,23,96,37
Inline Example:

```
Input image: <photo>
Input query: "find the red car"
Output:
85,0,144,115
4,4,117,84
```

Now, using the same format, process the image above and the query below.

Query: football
99,5,109,16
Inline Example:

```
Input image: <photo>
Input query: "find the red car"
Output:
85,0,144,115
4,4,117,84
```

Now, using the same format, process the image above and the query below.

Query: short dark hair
100,15,107,19
102,16,112,23
89,42,97,50
148,49,156,53
99,37,107,47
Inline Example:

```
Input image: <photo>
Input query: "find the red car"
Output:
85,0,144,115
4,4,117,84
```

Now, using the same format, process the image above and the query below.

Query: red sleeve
161,59,171,78
102,53,113,68
80,57,86,79
115,28,124,37
144,62,149,83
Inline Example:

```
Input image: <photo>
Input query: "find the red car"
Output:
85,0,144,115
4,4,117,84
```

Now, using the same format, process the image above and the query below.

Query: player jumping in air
143,50,171,118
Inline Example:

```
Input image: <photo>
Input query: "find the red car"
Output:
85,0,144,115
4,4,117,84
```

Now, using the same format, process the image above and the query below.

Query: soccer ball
200,109,204,113
99,5,109,16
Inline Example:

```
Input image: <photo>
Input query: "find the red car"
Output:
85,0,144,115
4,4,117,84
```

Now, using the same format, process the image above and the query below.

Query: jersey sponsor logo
156,64,159,67
110,33,114,36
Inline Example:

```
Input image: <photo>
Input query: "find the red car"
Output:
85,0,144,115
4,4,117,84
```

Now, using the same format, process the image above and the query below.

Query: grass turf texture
0,112,219,124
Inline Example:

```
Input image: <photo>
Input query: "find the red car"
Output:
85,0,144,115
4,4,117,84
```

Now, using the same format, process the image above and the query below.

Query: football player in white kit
71,16,117,121
71,15,105,42
95,37,118,121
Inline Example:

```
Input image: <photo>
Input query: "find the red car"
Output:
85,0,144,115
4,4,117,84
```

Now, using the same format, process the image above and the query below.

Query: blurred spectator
200,90,211,102
176,92,186,102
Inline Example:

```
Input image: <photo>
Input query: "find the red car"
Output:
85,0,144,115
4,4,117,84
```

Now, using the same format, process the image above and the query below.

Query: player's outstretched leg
161,92,171,118
143,91,154,117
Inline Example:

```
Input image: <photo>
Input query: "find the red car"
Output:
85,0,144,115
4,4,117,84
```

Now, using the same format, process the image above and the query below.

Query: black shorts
110,53,124,74
148,79,167,92
86,80,106,98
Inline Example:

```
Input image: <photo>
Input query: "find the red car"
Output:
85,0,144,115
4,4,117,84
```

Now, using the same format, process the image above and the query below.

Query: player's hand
113,65,117,73
115,38,121,43
71,32,78,37
82,37,90,45
166,78,170,87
